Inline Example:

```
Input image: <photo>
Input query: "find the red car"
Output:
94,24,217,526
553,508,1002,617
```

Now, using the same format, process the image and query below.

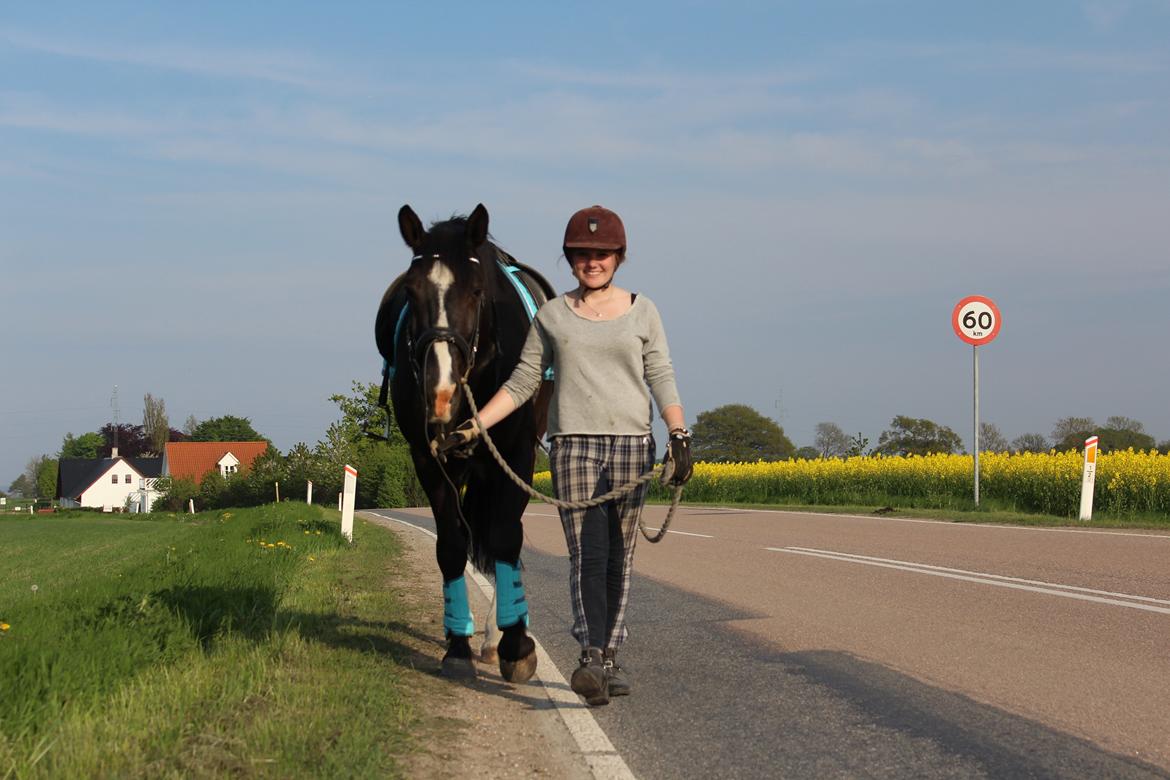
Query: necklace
577,290,610,319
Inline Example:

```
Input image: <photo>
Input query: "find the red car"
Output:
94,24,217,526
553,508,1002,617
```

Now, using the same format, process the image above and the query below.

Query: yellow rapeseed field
533,450,1170,517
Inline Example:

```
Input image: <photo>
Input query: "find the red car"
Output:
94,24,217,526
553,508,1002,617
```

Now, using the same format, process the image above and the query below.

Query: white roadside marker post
306,480,313,505
1079,436,1099,521
341,465,357,542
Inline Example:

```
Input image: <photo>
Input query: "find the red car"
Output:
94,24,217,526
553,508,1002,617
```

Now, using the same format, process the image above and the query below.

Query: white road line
769,546,1170,616
783,547,1170,606
640,527,714,539
364,511,635,780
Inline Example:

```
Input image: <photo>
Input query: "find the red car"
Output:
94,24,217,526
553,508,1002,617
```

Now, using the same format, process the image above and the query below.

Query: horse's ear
398,205,425,252
467,203,489,250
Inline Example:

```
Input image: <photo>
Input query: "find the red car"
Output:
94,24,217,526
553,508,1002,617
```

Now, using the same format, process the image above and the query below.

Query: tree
36,458,58,499
143,393,170,454
1011,433,1049,453
24,456,45,491
8,474,33,498
814,422,851,458
691,404,794,462
1105,416,1144,433
1052,415,1155,453
99,423,150,458
59,431,104,459
846,432,870,457
978,422,1009,453
794,446,819,460
875,416,963,456
182,415,200,436
318,382,422,508
328,380,401,444
1097,427,1156,453
190,415,266,442
1051,417,1096,452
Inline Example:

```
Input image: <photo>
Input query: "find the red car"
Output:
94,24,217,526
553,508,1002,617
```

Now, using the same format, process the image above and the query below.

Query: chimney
111,447,119,459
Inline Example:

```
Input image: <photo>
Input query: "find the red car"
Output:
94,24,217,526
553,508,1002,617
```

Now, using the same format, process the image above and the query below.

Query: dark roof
56,457,163,499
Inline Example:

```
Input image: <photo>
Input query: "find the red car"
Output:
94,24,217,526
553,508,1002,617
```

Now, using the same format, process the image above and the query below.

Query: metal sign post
973,344,980,504
952,295,1002,506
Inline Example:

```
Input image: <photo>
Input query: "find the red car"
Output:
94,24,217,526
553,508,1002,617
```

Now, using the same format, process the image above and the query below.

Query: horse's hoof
499,651,537,684
479,645,499,665
441,656,478,679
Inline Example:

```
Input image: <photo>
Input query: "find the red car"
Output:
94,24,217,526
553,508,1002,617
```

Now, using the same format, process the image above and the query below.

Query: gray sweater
502,294,682,437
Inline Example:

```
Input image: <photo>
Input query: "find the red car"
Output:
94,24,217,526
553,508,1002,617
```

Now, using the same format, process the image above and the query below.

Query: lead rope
457,379,683,543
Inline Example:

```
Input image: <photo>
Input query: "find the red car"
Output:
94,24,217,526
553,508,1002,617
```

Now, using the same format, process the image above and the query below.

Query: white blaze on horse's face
427,260,458,423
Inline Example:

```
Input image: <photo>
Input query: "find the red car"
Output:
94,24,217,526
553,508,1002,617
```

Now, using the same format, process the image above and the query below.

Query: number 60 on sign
952,295,1002,346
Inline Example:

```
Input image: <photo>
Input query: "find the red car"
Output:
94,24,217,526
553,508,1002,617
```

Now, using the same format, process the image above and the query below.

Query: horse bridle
405,254,485,409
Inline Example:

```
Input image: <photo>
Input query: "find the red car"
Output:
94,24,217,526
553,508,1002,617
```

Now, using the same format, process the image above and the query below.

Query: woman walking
441,204,692,705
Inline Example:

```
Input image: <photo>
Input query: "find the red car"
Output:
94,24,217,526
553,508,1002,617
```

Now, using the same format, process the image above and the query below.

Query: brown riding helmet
563,205,626,255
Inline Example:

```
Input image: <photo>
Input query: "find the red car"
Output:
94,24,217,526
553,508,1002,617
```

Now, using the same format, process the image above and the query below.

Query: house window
112,474,119,484
125,474,132,484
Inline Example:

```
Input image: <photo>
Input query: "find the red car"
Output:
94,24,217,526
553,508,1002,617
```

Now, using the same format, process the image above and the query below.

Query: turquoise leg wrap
442,576,474,636
495,560,529,628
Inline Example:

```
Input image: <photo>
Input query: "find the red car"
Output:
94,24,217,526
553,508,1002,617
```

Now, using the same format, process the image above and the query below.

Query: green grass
0,505,441,778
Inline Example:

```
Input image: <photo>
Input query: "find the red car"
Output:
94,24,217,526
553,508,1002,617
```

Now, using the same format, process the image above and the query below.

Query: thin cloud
0,30,384,94
840,40,1167,75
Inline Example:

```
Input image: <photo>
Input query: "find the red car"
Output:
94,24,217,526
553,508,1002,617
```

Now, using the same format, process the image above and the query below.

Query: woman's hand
437,419,480,455
663,428,693,486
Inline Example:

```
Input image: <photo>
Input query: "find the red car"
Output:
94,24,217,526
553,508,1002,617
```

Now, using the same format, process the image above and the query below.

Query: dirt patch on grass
364,513,590,780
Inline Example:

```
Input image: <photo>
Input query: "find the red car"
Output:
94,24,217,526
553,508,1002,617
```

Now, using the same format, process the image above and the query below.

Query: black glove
663,428,693,486
436,419,480,456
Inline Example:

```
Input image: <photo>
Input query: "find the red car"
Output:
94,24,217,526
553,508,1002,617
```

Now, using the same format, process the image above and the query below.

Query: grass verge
0,504,440,778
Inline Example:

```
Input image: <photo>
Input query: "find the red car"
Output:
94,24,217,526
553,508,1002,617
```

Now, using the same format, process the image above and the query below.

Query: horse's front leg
479,591,500,665
494,558,537,683
435,504,478,679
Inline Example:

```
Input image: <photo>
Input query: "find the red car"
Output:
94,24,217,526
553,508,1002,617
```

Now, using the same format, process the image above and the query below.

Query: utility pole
110,385,121,453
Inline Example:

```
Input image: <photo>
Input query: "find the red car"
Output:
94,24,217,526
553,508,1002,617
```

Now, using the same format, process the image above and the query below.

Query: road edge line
364,511,637,780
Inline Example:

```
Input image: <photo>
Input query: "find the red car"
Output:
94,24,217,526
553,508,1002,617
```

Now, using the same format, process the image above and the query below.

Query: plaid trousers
549,434,655,650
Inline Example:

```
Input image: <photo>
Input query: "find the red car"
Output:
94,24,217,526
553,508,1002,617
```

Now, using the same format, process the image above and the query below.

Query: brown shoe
570,647,608,706
603,648,630,696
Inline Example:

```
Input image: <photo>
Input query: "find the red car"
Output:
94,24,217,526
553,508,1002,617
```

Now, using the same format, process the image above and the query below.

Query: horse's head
397,203,492,425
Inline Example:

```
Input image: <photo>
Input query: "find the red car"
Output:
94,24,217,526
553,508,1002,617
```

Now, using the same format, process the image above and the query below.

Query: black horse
376,203,553,680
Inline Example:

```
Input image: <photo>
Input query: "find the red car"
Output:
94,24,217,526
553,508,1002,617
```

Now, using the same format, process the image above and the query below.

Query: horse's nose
433,387,455,422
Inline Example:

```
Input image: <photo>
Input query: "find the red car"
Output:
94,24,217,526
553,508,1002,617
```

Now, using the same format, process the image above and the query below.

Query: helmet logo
588,218,598,233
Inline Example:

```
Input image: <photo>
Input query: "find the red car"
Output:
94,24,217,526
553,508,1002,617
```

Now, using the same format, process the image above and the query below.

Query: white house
57,450,164,512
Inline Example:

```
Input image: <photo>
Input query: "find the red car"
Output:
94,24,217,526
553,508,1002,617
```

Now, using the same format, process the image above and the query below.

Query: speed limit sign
952,295,1002,346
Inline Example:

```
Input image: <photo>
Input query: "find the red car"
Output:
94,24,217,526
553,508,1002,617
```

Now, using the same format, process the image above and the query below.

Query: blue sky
3,1,1169,484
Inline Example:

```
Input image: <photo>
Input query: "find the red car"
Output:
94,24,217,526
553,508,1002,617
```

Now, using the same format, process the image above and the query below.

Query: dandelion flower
308,557,315,562
0,623,9,631
30,584,38,594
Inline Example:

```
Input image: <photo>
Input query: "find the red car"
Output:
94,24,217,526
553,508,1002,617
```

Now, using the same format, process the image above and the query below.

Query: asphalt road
378,505,1170,779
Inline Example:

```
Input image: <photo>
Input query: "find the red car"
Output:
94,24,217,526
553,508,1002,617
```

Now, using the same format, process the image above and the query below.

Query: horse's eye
473,288,484,298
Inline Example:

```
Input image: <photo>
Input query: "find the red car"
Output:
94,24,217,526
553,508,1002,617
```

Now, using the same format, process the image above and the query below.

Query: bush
152,476,199,512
